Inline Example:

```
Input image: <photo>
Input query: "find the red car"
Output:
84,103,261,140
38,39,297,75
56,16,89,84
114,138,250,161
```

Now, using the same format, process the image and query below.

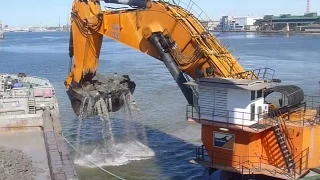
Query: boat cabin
192,77,273,126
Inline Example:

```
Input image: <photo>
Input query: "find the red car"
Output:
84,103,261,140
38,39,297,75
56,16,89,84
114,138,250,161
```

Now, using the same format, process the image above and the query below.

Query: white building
196,77,271,126
233,17,261,26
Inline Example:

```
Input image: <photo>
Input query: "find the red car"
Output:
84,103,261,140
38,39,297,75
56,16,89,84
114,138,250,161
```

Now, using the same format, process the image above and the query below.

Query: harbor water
0,32,319,180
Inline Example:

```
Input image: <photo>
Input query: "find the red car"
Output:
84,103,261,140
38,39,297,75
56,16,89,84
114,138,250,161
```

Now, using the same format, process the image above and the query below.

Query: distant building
217,16,260,31
263,13,320,24
200,21,220,31
233,17,260,26
256,12,320,31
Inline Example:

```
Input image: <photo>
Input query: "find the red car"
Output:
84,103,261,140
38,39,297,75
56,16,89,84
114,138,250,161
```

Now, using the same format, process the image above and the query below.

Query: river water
0,32,319,180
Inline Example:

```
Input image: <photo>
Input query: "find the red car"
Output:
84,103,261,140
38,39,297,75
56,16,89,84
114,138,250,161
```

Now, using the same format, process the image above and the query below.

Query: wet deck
0,130,51,180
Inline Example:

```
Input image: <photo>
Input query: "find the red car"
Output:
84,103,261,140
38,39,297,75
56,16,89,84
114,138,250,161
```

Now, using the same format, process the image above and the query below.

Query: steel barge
0,73,78,180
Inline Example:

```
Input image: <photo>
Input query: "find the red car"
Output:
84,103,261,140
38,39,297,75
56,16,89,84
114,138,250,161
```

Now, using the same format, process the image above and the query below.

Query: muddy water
0,32,319,180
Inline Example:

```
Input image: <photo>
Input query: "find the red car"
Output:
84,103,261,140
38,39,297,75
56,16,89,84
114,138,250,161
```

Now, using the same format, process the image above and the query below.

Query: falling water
121,93,137,141
78,96,88,120
95,98,115,146
122,92,148,144
73,92,155,167
74,96,87,160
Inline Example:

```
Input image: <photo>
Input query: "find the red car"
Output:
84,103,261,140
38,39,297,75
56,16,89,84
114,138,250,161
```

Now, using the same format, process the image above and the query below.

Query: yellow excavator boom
65,0,249,107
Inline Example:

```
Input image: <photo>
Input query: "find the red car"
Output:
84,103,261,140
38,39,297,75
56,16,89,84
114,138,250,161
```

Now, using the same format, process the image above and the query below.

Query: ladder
28,98,36,114
273,124,295,173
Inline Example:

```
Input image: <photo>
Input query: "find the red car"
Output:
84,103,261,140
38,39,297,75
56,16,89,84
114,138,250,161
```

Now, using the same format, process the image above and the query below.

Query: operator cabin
190,77,272,126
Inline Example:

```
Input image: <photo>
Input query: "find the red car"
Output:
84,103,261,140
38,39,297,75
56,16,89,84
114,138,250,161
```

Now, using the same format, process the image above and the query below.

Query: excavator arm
65,0,248,116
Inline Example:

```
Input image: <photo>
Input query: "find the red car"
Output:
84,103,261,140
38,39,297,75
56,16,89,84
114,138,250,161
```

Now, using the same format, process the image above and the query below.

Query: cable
61,134,127,180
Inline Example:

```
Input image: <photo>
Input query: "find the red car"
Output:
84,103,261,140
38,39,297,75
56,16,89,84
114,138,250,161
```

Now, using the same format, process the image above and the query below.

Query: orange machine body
187,77,320,179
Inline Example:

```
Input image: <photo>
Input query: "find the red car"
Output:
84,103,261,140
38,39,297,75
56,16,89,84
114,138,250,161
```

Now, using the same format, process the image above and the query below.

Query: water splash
74,140,155,167
74,92,154,167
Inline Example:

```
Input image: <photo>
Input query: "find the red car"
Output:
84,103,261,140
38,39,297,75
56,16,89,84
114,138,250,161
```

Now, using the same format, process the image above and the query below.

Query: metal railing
305,95,320,110
187,105,272,131
196,145,242,171
270,95,320,126
293,147,309,176
230,67,276,82
196,145,309,179
187,96,320,129
163,0,214,30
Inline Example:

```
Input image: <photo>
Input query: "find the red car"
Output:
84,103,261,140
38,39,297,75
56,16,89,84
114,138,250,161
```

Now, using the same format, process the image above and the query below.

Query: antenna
306,0,310,13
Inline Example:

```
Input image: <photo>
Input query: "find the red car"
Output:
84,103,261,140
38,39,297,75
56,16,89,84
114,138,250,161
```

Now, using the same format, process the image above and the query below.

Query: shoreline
210,30,320,35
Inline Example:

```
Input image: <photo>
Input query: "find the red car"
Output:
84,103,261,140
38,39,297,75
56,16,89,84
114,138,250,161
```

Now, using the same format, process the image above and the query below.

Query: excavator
65,0,320,179
64,0,247,117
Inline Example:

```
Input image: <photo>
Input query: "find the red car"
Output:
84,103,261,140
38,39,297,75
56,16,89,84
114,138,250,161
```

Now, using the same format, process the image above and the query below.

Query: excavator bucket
66,73,136,118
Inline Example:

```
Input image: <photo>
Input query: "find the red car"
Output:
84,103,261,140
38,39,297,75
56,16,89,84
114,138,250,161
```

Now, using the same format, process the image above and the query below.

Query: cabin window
250,103,255,121
213,132,235,151
251,91,256,101
257,89,263,98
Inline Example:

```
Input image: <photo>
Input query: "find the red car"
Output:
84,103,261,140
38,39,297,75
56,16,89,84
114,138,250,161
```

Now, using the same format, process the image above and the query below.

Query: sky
0,0,319,27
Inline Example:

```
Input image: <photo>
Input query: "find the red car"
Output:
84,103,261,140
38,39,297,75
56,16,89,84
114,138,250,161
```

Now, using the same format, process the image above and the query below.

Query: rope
61,134,126,180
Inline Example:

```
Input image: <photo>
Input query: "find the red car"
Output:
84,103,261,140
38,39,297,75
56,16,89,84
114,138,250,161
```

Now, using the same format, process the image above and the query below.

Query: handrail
279,121,296,157
230,67,276,82
163,0,214,30
187,96,320,128
196,146,242,170
292,147,309,175
305,95,320,110
187,105,272,131
196,145,309,178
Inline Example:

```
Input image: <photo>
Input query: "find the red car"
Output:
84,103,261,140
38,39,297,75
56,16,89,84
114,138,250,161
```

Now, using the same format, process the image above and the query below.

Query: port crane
65,0,320,179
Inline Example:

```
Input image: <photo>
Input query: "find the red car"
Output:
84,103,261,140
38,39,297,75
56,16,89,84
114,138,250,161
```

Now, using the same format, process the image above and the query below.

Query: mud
0,147,35,180
67,73,136,118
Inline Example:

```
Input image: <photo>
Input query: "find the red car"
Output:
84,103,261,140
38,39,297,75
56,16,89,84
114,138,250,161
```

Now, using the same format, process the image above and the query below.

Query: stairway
28,98,36,114
273,124,295,173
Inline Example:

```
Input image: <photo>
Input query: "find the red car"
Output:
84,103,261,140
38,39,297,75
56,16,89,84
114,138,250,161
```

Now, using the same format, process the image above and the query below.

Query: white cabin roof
185,77,273,91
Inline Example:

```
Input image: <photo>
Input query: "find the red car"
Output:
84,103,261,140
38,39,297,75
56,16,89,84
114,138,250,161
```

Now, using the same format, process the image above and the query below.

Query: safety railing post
259,157,261,171
191,105,194,119
186,106,188,120
202,146,204,161
195,147,198,159
186,0,191,10
306,147,309,169
242,112,244,130
227,110,229,128
299,158,302,175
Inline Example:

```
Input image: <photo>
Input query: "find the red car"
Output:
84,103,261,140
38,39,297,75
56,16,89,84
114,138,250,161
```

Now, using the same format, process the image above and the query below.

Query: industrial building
217,16,260,31
256,13,320,32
